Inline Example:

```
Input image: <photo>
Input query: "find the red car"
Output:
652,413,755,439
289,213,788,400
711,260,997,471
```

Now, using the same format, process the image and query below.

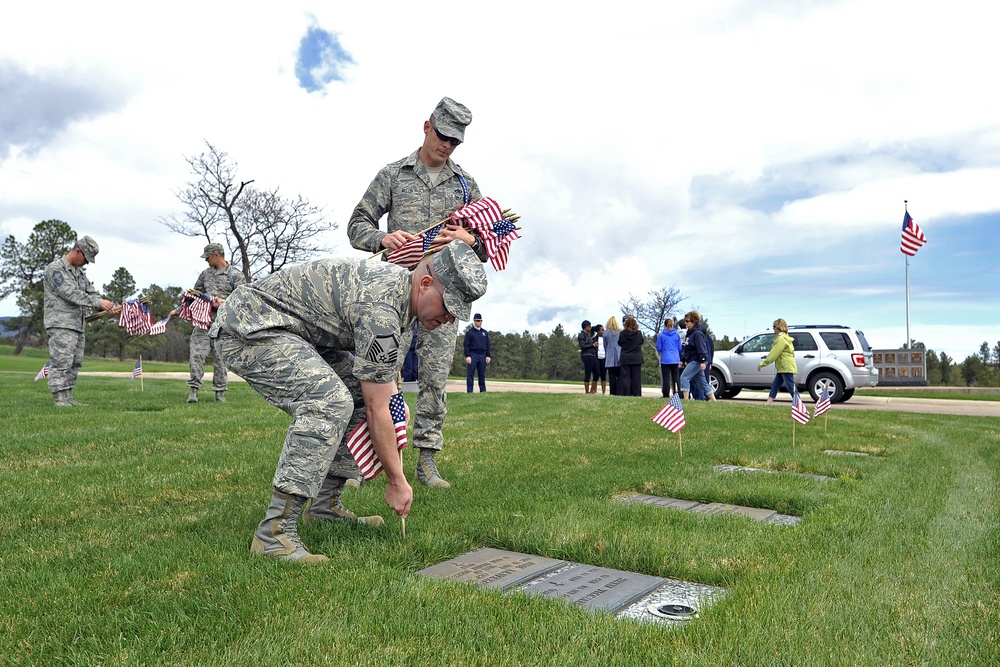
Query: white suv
709,325,879,403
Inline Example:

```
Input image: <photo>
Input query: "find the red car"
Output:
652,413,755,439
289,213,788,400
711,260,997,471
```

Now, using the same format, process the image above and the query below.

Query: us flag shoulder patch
366,334,399,364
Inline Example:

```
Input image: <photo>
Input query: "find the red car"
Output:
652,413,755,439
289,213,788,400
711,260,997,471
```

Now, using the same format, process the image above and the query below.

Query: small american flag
900,211,926,256
346,392,409,480
386,224,443,270
181,292,213,330
792,394,811,425
814,386,832,416
652,394,686,433
118,299,152,336
34,361,50,381
131,358,143,380
149,317,170,336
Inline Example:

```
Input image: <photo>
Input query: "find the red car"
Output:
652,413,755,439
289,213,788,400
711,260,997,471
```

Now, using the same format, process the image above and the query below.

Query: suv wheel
809,371,844,403
709,369,725,397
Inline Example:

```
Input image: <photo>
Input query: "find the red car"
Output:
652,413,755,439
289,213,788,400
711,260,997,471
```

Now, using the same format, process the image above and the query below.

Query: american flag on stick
814,386,831,417
131,358,143,380
652,394,686,433
900,211,926,256
118,299,152,336
792,394,811,425
346,392,409,481
149,316,171,336
34,361,50,381
386,224,443,270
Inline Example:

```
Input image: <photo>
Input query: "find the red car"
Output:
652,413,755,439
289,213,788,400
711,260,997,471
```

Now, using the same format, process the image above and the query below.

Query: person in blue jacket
463,313,491,392
655,318,683,398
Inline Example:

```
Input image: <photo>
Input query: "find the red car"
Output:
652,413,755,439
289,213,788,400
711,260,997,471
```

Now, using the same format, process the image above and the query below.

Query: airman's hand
381,231,416,251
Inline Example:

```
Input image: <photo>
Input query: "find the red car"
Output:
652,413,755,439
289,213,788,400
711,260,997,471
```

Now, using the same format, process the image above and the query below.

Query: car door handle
803,354,816,358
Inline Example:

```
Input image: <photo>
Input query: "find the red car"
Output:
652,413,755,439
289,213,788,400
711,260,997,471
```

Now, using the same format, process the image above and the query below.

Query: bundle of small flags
384,197,520,271
34,361,50,381
346,392,409,481
179,291,213,330
118,298,152,336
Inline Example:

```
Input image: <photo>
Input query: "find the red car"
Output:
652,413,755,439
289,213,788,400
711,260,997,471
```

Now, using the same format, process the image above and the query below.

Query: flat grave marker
714,463,834,482
418,547,565,590
619,494,801,525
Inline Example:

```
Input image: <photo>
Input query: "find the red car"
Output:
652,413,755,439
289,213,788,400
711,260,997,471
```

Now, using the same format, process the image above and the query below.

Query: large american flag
792,394,811,425
386,224,443,270
346,392,409,480
118,299,152,336
900,211,926,256
131,358,143,380
652,394,686,433
814,386,832,416
34,360,50,381
452,198,520,271
180,292,213,330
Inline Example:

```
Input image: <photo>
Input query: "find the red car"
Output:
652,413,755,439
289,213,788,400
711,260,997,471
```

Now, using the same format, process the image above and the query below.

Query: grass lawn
1,364,998,666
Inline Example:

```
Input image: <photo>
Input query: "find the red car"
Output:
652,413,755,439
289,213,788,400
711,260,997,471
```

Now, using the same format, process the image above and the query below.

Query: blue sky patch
295,25,354,92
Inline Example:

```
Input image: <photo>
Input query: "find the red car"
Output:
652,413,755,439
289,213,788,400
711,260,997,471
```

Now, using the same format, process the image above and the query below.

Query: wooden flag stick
792,419,796,448
400,448,406,540
824,412,828,433
139,355,144,392
678,432,683,458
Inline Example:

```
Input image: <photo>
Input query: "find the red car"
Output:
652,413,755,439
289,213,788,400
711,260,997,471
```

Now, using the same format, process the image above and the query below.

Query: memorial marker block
823,449,872,457
620,494,700,510
690,502,777,522
520,564,666,613
714,464,834,482
418,548,565,590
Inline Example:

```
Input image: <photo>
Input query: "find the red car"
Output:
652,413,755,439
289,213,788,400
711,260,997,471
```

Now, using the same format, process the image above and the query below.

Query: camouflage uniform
188,262,246,392
211,258,413,498
348,150,485,452
43,255,104,395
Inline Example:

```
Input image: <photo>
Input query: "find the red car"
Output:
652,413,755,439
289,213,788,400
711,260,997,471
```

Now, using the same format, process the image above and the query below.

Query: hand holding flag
346,392,410,481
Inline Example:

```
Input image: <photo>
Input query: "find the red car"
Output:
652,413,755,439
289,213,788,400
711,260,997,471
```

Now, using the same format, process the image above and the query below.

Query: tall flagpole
904,200,910,349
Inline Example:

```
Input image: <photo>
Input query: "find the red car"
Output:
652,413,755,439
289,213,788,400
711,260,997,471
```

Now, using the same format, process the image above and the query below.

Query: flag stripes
792,394,811,424
118,299,152,336
652,394,686,433
900,211,926,256
346,392,409,480
814,386,832,416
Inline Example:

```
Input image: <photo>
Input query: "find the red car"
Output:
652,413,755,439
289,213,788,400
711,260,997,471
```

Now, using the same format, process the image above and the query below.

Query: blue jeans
680,362,713,398
769,372,797,399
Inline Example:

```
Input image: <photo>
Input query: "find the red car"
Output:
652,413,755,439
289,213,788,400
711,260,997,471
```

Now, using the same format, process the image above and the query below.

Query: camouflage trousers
46,328,85,394
188,323,229,391
214,330,362,499
414,319,457,451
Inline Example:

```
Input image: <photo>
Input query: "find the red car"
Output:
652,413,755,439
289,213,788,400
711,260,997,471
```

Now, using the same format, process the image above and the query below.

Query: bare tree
619,286,685,355
160,141,336,281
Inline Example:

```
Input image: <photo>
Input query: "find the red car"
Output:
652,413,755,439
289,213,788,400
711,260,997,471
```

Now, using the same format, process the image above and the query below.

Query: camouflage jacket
43,256,103,332
347,149,483,254
213,258,414,384
194,263,246,317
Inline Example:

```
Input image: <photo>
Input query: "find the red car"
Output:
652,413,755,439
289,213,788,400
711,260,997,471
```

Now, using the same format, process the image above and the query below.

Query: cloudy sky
2,1,997,361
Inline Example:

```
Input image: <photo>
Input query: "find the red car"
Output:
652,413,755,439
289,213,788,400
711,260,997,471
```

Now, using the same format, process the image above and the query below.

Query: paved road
83,373,999,418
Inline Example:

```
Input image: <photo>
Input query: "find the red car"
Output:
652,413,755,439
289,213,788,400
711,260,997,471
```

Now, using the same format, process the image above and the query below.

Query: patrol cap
473,313,482,320
431,241,487,321
201,242,224,259
430,97,472,143
75,236,99,263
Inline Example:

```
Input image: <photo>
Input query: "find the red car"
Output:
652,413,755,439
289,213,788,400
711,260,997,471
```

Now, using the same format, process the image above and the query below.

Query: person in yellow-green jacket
757,318,798,405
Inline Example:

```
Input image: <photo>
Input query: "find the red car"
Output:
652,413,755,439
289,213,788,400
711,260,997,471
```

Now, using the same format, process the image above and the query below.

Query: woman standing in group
603,316,622,395
617,316,645,396
655,318,683,398
593,324,608,395
679,311,717,401
757,318,798,405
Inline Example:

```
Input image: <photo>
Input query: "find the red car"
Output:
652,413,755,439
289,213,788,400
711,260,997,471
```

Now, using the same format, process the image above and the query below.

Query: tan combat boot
302,475,384,525
250,490,329,564
415,448,450,489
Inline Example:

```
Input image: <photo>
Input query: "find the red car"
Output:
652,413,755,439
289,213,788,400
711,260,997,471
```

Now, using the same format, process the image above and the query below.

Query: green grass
1,366,998,666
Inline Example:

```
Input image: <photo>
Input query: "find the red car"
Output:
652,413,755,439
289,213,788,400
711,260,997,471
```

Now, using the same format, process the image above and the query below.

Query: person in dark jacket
578,320,599,393
617,316,645,396
463,313,491,392
679,310,717,401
